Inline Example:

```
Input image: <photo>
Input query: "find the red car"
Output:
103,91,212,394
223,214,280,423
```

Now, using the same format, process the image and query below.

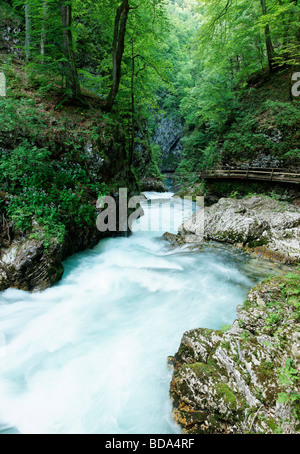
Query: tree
25,0,31,60
259,0,275,73
40,1,47,63
61,0,81,98
102,0,130,112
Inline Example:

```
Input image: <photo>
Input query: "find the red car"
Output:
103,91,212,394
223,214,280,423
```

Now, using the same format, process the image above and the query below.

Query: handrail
163,167,300,184
203,169,300,177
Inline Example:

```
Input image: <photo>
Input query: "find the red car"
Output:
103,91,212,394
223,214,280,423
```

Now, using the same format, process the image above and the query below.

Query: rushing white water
0,191,284,434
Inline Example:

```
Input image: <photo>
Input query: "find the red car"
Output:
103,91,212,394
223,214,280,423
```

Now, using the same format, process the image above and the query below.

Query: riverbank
166,194,300,434
0,65,139,292
164,195,300,264
0,219,114,292
0,192,269,434
169,270,300,434
0,190,139,292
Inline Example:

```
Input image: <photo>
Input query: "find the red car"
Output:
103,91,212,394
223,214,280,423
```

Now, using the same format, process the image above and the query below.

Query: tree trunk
61,0,81,98
25,0,31,61
260,0,275,73
129,40,135,166
102,0,130,112
40,1,47,63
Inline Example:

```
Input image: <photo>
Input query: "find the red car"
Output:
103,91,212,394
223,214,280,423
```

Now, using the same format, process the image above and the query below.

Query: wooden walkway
164,167,300,184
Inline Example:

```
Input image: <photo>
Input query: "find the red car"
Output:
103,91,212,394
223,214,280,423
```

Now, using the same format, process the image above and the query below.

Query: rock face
153,114,183,171
0,238,63,292
170,273,300,434
0,196,129,292
0,222,102,292
249,152,283,168
140,177,168,193
170,196,300,264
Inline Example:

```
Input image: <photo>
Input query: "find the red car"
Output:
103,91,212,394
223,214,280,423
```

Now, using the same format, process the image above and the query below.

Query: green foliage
0,134,108,246
220,323,232,333
229,191,239,199
146,144,163,178
264,100,300,128
265,309,284,327
277,358,300,419
1,0,299,243
175,0,300,171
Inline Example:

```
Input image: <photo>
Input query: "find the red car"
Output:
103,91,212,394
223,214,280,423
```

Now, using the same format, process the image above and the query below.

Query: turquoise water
0,192,281,434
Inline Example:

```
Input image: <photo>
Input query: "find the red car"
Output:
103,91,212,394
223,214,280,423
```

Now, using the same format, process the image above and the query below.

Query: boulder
166,196,300,264
170,273,300,434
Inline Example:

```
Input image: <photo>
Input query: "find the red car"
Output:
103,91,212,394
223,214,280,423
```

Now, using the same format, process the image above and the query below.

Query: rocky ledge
0,237,63,292
0,222,105,292
165,195,300,264
169,272,300,434
0,181,138,292
140,177,168,193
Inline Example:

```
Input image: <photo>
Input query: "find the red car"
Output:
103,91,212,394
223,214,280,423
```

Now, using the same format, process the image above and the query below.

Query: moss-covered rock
170,272,300,434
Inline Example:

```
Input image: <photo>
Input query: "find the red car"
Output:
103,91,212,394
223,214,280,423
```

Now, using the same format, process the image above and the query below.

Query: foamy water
0,192,280,434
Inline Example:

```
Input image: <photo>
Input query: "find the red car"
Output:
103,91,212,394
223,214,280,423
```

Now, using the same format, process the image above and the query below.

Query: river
0,191,285,434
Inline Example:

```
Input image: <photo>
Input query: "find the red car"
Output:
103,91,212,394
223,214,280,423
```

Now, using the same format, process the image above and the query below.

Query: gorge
0,0,299,436
0,190,295,434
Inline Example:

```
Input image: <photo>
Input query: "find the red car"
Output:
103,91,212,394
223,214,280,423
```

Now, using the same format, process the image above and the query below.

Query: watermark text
292,72,300,97
96,189,204,236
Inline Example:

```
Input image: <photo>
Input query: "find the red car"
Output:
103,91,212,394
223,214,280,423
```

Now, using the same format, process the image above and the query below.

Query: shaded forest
0,0,299,245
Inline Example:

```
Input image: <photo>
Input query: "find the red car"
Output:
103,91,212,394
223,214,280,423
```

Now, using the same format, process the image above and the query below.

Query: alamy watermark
96,188,204,237
292,72,300,97
0,72,6,97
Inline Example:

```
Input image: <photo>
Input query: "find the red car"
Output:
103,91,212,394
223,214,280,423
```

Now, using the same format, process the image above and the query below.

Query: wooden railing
202,168,300,184
163,167,300,184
